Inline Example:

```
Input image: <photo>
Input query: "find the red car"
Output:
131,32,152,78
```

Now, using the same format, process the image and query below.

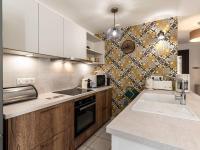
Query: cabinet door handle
80,102,96,111
41,136,59,148
40,105,58,113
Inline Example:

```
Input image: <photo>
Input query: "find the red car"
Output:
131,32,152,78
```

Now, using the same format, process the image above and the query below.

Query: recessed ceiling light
190,28,200,42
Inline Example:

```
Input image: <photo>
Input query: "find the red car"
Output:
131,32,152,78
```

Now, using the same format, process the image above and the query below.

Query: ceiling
39,0,200,43
178,15,200,44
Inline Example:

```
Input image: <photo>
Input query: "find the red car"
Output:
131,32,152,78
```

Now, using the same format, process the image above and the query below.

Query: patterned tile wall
95,18,178,114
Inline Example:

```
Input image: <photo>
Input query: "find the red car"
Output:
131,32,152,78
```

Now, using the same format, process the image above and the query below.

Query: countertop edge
3,86,113,119
106,126,183,150
106,89,199,150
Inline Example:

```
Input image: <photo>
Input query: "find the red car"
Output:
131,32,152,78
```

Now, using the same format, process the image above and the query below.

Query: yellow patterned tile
170,60,177,69
121,55,132,68
131,25,142,38
170,33,177,45
156,19,170,32
94,18,178,114
120,76,132,89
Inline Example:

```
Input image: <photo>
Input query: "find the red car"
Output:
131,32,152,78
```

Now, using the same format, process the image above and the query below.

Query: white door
39,4,63,57
3,0,38,53
64,19,86,59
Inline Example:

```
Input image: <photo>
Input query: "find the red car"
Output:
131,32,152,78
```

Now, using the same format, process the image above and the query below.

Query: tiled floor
77,122,111,150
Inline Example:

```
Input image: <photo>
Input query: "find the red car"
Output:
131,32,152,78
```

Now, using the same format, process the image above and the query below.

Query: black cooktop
53,88,93,96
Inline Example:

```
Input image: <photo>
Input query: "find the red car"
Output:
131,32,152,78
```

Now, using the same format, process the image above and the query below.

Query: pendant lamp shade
107,26,123,41
107,7,122,41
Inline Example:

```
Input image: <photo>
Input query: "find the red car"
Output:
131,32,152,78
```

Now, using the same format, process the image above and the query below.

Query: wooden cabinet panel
96,91,104,128
36,104,66,144
6,112,38,150
5,101,74,150
96,89,112,128
36,101,74,145
3,0,38,53
33,132,67,150
106,89,112,121
39,4,64,57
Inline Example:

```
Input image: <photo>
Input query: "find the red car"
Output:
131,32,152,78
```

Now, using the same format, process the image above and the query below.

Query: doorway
178,49,189,74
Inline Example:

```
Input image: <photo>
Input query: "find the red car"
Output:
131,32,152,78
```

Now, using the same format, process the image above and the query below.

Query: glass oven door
75,98,96,137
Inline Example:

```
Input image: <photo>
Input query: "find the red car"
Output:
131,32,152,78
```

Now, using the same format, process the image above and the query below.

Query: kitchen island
107,90,200,150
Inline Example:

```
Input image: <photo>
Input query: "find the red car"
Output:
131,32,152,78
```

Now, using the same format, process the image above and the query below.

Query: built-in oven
74,95,96,137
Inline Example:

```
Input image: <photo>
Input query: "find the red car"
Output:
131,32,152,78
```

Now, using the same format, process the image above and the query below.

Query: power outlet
17,78,35,85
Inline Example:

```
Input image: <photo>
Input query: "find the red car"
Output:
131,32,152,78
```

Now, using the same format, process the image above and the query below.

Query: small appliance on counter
176,74,190,92
3,85,38,105
145,75,172,91
82,74,107,89
153,81,173,91
145,78,153,89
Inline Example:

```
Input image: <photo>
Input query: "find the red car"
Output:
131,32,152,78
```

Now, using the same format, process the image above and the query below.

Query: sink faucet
175,79,187,105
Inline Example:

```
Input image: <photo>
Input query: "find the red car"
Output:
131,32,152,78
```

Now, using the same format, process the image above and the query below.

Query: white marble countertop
107,90,200,150
3,86,112,119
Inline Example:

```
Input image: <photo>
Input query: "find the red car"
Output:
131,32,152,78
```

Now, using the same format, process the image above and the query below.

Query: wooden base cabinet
33,132,67,150
5,88,112,150
96,89,112,128
75,89,113,149
5,111,38,150
5,101,74,150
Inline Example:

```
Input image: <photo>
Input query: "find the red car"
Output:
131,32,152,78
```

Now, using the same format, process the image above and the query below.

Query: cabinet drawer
6,101,74,150
33,132,67,150
36,104,67,144
6,112,38,150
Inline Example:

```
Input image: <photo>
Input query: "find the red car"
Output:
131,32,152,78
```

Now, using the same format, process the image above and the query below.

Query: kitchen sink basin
132,93,200,121
139,93,179,104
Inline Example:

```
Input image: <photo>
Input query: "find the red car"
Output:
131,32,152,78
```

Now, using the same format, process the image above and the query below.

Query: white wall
178,42,200,93
3,54,94,94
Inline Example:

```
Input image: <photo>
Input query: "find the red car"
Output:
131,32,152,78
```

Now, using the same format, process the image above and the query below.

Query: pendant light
107,7,122,41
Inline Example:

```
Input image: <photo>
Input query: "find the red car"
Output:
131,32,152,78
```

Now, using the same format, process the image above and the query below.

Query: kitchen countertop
3,86,112,119
107,90,200,150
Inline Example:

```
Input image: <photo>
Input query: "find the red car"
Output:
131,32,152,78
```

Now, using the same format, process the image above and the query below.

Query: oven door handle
79,102,96,111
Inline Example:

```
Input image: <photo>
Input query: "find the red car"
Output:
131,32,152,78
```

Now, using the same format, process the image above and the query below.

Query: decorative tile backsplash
95,18,178,114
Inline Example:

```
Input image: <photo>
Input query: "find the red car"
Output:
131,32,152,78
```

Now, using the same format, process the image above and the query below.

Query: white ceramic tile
77,144,96,150
86,147,96,150
95,127,105,136
77,145,88,150
89,137,111,150
83,134,98,147
99,132,111,141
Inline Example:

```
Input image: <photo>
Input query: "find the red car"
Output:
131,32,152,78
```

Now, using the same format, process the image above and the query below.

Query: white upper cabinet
38,4,64,57
3,0,39,53
64,19,87,59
